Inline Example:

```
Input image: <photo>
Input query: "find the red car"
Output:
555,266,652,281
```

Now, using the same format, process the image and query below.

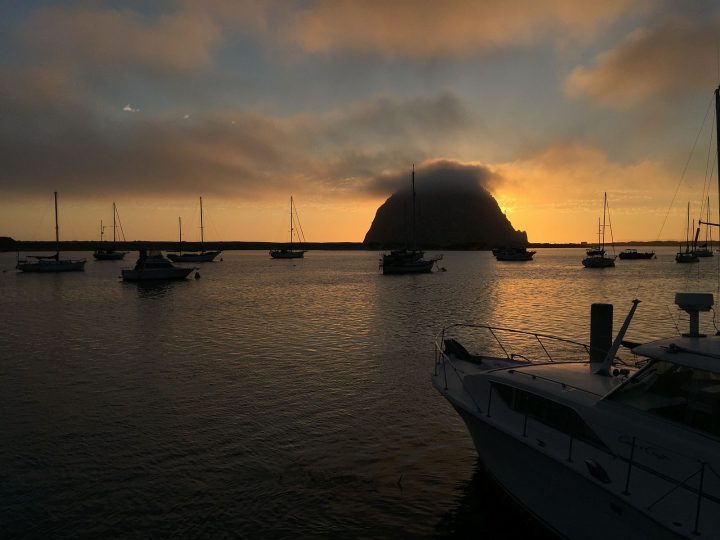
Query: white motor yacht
433,294,720,539
121,250,194,281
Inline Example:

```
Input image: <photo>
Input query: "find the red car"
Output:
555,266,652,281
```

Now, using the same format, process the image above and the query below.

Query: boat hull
167,251,221,262
121,267,193,281
17,260,86,272
269,250,306,259
93,251,126,260
496,252,536,261
618,252,654,260
582,256,615,268
453,406,682,540
675,253,699,263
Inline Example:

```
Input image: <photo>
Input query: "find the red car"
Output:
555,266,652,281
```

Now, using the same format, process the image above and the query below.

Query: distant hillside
364,184,527,249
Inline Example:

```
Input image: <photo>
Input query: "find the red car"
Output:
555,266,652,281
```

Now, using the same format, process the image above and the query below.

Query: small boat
380,166,442,274
167,197,221,263
121,249,194,281
93,202,127,260
618,248,655,260
16,192,86,272
582,193,616,268
494,246,536,261
270,196,307,259
676,203,699,263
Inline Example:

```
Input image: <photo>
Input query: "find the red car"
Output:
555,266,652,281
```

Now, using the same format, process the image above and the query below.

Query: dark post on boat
589,303,612,364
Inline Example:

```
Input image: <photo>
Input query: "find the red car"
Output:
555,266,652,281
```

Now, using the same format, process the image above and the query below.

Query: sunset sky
2,0,720,243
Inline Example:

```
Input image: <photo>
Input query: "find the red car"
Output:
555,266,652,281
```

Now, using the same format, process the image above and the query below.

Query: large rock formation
364,180,527,249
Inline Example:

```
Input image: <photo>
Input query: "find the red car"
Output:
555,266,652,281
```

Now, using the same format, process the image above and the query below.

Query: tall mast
716,86,720,239
112,202,116,244
290,196,294,249
178,216,182,254
412,164,416,250
687,202,690,251
601,192,607,249
100,219,104,243
199,196,204,250
54,191,59,257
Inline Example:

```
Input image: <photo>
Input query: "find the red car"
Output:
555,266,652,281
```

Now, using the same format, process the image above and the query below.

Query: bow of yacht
433,294,720,539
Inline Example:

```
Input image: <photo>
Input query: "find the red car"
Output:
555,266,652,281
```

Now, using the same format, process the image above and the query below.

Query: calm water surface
1,248,719,538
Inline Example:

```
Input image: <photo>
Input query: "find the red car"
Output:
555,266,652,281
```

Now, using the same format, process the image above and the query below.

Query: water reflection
126,279,191,299
434,461,557,539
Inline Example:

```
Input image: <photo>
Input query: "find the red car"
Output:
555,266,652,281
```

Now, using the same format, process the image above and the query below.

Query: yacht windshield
609,359,720,436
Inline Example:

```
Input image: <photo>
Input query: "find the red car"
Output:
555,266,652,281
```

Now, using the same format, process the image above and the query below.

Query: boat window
608,360,720,437
492,383,607,449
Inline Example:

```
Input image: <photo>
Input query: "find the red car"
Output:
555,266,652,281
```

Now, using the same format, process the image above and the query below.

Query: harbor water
1,248,719,538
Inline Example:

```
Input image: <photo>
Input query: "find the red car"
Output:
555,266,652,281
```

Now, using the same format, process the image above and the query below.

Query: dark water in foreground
1,248,719,538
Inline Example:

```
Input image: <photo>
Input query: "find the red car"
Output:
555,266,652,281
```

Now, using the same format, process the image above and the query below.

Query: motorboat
582,193,616,268
433,293,720,539
121,250,194,281
618,249,655,260
270,196,307,259
167,197,221,262
16,192,86,272
494,247,536,261
380,165,443,274
93,202,127,260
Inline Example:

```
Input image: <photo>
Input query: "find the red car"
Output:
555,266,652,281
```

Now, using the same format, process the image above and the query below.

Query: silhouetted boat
93,202,127,260
380,166,442,274
16,192,86,273
582,193,615,268
270,196,307,259
167,197,221,262
618,249,655,260
121,250,194,281
494,246,536,261
676,203,699,263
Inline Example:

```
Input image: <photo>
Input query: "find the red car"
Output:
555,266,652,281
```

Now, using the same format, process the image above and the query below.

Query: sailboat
582,193,616,268
380,165,442,274
693,197,713,257
270,196,307,259
167,197,221,263
16,192,86,272
676,203,699,263
93,202,127,260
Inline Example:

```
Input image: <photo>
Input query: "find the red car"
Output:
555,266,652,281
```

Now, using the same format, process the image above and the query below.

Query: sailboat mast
54,191,59,257
601,192,607,249
199,196,204,250
412,164,416,250
112,202,116,243
178,216,182,253
687,202,690,251
716,86,720,240
100,220,104,243
290,196,294,249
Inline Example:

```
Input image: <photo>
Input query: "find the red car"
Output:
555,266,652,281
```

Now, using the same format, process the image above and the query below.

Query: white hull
17,260,86,272
121,267,193,281
167,250,220,262
454,407,682,540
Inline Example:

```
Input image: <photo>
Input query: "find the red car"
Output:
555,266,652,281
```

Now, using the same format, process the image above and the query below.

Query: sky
2,0,720,243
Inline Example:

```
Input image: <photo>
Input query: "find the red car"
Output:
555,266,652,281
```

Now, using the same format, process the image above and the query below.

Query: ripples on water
1,248,719,538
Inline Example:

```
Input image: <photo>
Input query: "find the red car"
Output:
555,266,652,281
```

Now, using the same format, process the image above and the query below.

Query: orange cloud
566,14,720,107
282,0,649,57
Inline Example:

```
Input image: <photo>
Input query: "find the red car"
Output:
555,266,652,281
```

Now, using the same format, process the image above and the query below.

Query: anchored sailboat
676,202,699,263
16,192,86,272
582,193,616,268
270,196,307,259
167,197,221,263
93,202,127,260
380,165,442,274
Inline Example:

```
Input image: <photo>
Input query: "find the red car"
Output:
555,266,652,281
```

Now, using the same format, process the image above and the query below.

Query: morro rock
363,164,527,249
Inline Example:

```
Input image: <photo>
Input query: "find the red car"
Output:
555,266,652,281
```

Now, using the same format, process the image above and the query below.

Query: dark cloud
363,160,503,197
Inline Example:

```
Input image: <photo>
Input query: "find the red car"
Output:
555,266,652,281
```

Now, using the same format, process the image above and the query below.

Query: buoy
194,271,201,279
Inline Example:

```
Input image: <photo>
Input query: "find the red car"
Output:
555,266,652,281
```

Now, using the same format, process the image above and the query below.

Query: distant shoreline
0,238,695,252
